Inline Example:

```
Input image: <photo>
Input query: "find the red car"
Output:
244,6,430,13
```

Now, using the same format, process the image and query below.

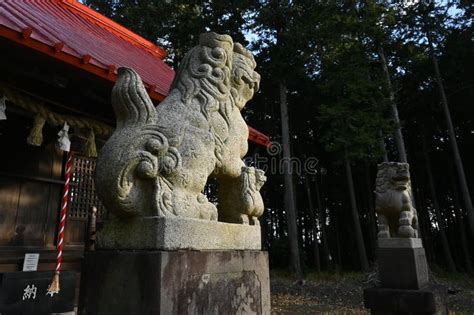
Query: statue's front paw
239,166,265,221
197,194,218,221
398,225,416,238
377,229,390,238
399,217,411,226
255,168,267,190
251,216,260,226
239,214,250,225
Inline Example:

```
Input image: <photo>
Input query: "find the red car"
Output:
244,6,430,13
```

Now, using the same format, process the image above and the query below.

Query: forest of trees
85,0,474,278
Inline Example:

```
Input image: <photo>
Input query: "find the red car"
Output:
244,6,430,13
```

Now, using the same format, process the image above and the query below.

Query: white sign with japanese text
22,253,40,272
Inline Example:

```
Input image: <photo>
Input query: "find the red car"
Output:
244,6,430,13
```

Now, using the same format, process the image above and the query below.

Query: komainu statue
375,162,418,238
95,32,266,225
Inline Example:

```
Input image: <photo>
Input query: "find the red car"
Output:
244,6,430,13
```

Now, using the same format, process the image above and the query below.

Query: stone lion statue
95,32,266,225
375,162,418,238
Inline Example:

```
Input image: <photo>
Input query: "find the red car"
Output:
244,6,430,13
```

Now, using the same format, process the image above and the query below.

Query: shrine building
0,0,269,294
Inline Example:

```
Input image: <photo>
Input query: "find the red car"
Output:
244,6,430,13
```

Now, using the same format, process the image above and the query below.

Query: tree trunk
344,153,369,271
450,166,473,274
279,81,303,280
304,175,320,272
428,37,474,238
261,212,269,251
314,175,330,269
364,162,377,259
422,136,456,272
268,208,274,245
415,187,435,263
378,46,407,163
379,130,389,162
333,206,342,271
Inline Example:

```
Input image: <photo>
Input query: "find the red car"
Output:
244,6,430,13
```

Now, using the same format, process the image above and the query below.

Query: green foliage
311,2,394,161
85,0,252,67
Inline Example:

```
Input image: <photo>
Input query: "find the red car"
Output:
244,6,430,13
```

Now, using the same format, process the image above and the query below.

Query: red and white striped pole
47,151,73,296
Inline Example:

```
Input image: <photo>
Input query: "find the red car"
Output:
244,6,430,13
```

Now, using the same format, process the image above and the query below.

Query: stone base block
79,250,270,315
97,216,261,250
378,246,429,289
364,286,448,315
378,237,423,248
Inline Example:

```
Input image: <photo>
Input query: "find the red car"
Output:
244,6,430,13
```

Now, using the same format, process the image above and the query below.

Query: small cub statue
375,162,418,238
95,33,266,225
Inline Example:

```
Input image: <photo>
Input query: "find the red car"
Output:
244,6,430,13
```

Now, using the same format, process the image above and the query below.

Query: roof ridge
58,0,167,60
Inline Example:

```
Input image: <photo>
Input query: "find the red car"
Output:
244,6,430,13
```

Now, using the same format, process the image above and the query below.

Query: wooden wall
0,112,86,272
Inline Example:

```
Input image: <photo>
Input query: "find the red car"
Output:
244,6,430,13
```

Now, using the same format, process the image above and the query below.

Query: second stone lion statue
375,162,418,238
95,33,266,225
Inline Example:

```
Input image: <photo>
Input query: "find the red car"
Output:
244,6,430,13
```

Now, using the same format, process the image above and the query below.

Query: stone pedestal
364,285,448,315
78,250,270,315
377,238,429,289
97,216,261,250
364,238,447,315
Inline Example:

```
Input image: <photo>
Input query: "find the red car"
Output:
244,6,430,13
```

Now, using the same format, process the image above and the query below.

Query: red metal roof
0,0,173,100
0,0,270,147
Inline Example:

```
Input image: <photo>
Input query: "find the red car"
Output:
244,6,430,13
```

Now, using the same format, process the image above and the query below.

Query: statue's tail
112,67,157,130
95,68,177,218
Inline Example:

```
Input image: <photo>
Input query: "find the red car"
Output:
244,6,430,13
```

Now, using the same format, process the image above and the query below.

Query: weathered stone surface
95,32,265,226
370,170,446,314
375,162,419,238
79,250,271,315
364,285,448,315
97,216,261,250
377,247,429,290
378,237,423,249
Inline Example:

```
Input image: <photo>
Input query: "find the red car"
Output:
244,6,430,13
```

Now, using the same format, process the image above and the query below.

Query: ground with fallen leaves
270,271,474,314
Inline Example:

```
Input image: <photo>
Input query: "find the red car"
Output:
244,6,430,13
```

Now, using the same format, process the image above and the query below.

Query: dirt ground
270,271,474,314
